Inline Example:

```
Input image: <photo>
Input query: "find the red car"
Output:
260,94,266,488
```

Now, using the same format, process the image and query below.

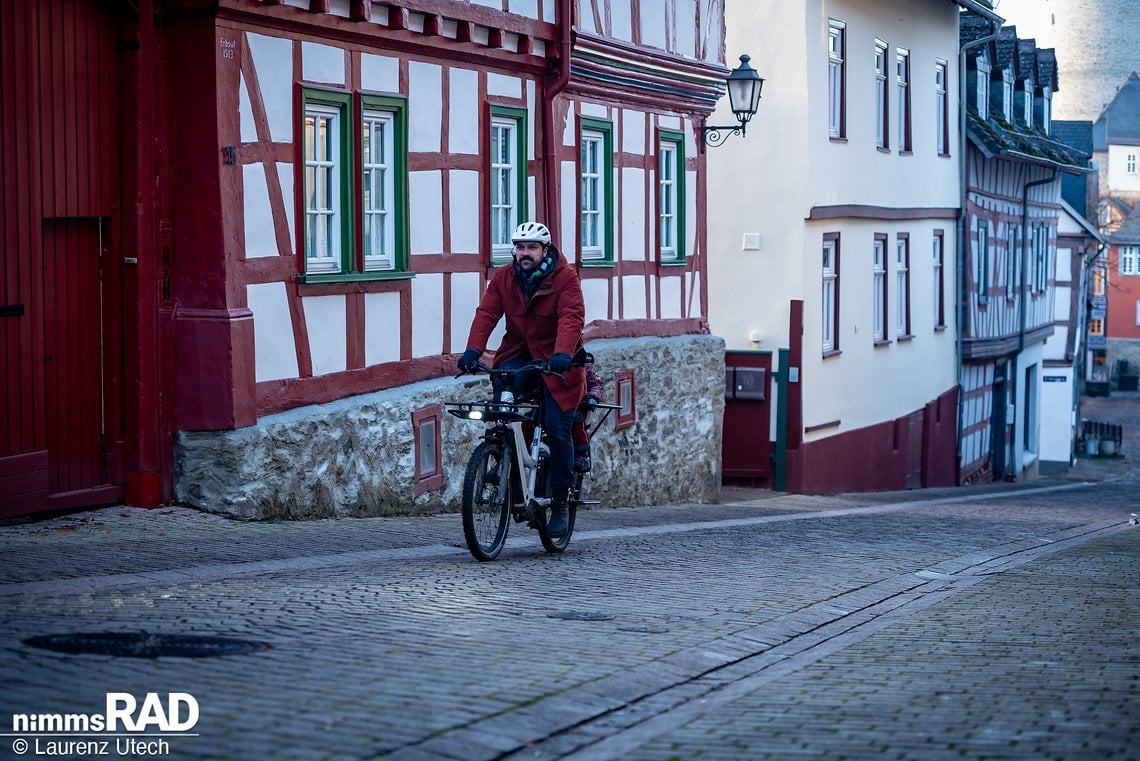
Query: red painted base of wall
126,471,164,508
786,387,958,494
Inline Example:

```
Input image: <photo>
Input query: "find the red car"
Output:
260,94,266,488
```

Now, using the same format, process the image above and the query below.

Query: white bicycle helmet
511,221,551,245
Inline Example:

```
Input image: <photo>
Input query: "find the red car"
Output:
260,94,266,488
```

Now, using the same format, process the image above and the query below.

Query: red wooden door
42,219,121,501
722,351,773,483
0,0,124,515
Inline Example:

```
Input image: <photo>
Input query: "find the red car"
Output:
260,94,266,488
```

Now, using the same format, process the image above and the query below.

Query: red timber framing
1,0,164,517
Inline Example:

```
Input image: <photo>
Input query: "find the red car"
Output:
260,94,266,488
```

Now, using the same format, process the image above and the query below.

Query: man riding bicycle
458,221,586,536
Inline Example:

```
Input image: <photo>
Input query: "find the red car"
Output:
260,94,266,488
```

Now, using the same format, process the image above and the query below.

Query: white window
873,236,887,341
829,21,846,139
1024,86,1034,129
1033,226,1049,292
935,61,948,155
896,236,910,336
304,104,341,274
875,41,889,150
823,236,839,352
1005,224,1018,299
580,130,605,261
977,219,990,304
933,232,945,328
490,119,517,260
896,49,911,151
1120,246,1140,276
658,133,684,262
976,58,990,121
1001,72,1013,121
361,109,395,271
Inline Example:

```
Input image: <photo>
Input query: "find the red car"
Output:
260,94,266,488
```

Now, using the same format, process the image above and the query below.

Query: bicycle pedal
576,499,601,506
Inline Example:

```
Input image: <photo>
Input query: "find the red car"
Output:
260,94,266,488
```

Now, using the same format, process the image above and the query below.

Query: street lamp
701,54,764,152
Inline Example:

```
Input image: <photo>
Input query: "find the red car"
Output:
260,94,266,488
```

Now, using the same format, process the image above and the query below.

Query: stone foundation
175,334,725,519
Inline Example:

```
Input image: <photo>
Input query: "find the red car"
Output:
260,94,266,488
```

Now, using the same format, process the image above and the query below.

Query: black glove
585,395,599,412
457,348,482,372
546,352,572,374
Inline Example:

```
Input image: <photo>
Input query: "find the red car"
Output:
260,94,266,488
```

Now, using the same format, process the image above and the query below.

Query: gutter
955,13,1002,481
543,0,572,245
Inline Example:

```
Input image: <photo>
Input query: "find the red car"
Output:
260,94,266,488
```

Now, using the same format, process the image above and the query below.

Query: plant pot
1084,438,1100,456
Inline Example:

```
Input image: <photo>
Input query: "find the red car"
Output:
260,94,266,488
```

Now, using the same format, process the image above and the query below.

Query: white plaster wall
560,159,578,259
622,275,647,319
676,0,698,59
409,62,442,153
450,272,482,353
239,74,256,142
409,171,443,254
1107,145,1140,193
278,162,294,254
247,282,299,382
487,73,522,99
247,33,293,143
302,42,345,85
449,68,480,154
412,273,445,358
361,53,399,93
304,295,347,376
583,278,610,323
243,164,276,258
661,276,682,319
449,170,480,254
364,292,401,366
1040,368,1075,464
580,103,609,120
621,167,646,261
622,110,645,154
509,0,539,20
642,3,666,50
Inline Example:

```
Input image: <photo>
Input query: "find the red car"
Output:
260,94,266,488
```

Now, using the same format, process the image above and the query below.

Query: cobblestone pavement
1,396,1138,761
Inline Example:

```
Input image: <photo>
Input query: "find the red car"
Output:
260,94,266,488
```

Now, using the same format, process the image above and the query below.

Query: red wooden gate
722,351,773,484
1,0,125,516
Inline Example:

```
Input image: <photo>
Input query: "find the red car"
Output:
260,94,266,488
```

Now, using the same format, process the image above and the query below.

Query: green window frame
300,87,409,283
657,129,686,264
489,105,529,265
579,117,614,265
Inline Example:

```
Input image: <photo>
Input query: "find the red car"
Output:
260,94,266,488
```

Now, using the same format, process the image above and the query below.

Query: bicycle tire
537,472,578,554
461,439,513,561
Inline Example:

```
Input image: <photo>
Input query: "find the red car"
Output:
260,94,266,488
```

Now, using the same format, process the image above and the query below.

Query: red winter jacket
466,248,586,412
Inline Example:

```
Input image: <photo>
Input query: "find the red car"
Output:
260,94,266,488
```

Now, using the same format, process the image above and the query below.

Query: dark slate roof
1017,39,1037,83
1037,49,1057,92
1053,121,1095,213
1113,204,1140,245
1053,120,1092,154
993,27,1019,72
1094,72,1140,148
967,106,1090,172
960,13,996,53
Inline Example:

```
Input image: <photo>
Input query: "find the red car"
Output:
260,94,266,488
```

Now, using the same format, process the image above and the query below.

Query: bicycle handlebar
455,352,587,380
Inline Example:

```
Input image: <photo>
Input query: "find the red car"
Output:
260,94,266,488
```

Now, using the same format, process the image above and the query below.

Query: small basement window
412,405,443,495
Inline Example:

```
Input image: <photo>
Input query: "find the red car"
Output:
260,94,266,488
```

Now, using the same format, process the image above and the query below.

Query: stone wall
175,334,725,519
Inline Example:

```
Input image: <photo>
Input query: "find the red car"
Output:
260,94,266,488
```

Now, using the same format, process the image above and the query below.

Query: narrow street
2,396,1137,761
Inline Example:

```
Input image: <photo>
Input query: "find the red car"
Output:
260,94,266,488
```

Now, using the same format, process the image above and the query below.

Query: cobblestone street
1,396,1138,761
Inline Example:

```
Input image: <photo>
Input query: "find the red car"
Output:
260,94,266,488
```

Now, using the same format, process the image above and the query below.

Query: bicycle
447,359,619,561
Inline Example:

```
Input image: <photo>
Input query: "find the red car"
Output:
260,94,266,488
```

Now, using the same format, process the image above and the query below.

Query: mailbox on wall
724,367,766,401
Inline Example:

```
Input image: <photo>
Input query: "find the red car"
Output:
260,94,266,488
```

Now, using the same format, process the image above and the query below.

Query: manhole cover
547,610,614,622
23,631,269,658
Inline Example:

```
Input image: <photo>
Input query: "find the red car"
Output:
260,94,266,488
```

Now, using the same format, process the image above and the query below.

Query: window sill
822,349,842,359
873,338,891,347
658,259,687,267
876,145,890,154
580,260,615,268
296,271,414,295
829,136,848,143
299,271,414,284
938,151,952,158
896,333,915,342
898,149,913,156
934,325,947,332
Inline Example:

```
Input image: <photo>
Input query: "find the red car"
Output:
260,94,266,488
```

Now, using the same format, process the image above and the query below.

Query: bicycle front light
468,410,484,420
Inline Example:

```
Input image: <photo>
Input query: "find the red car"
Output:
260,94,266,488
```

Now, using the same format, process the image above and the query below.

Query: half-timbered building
957,14,1089,483
2,0,731,518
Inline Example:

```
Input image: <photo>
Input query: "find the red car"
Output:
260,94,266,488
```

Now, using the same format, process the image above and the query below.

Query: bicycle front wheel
461,439,513,561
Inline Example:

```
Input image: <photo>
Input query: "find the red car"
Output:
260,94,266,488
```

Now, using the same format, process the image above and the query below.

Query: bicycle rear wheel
461,439,513,561
537,474,578,554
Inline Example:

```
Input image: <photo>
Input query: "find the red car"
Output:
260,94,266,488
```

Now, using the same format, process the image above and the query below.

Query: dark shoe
546,502,569,535
573,454,592,472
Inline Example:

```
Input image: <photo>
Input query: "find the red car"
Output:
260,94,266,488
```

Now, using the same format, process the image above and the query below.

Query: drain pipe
955,15,1002,482
542,0,572,246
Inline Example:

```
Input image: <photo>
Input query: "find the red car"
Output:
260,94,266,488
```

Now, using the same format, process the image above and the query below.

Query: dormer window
976,56,990,120
1023,85,1033,129
1035,87,1052,134
1001,71,1013,121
